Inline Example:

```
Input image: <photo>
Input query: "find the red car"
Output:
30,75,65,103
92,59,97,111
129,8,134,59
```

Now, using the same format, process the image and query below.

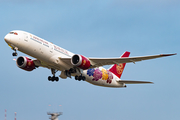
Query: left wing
88,53,176,68
60,53,176,69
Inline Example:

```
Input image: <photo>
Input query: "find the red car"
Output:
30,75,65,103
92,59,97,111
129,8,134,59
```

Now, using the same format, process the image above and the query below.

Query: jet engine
16,56,36,71
71,54,91,70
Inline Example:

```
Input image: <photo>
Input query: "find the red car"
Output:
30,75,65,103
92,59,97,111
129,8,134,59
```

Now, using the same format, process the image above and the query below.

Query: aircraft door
24,33,28,42
49,43,54,53
17,32,28,48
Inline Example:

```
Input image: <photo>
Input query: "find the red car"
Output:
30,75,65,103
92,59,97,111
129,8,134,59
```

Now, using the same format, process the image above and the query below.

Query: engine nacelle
71,54,91,70
16,56,36,71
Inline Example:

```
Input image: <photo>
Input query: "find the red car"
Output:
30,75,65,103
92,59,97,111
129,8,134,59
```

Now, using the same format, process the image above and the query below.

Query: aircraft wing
33,59,59,69
33,59,51,68
88,53,176,68
59,53,176,69
117,80,153,84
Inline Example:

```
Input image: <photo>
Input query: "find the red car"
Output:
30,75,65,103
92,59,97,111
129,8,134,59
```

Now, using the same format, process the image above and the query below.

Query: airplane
4,30,176,88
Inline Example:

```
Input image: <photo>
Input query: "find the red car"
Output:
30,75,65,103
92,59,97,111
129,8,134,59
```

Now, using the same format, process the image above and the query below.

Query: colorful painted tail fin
109,51,130,78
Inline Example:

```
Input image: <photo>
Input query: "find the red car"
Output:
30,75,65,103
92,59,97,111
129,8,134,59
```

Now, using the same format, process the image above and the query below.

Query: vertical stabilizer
109,51,130,78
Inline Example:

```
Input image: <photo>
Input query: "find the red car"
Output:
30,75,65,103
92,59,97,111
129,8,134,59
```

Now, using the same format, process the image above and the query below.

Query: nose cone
4,34,11,43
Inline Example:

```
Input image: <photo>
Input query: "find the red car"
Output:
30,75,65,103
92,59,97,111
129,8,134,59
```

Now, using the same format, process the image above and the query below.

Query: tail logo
116,64,124,75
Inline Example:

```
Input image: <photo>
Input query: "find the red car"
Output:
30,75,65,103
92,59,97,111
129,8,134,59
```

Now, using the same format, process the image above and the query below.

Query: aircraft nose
4,34,11,42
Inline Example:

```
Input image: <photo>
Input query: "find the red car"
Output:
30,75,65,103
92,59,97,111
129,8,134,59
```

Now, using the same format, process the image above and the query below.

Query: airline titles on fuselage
54,45,70,57
30,35,49,46
30,35,70,56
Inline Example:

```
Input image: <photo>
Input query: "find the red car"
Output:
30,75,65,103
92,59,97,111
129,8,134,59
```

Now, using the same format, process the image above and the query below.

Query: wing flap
117,80,153,84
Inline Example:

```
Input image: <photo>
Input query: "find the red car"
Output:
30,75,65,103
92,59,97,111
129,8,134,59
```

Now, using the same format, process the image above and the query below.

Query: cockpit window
9,32,18,35
9,32,14,34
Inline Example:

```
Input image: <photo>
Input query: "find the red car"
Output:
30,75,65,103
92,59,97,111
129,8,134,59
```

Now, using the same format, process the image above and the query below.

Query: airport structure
47,112,63,120
4,110,17,120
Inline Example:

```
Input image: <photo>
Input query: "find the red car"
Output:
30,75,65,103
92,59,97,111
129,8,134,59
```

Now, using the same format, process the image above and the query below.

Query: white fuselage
4,30,125,88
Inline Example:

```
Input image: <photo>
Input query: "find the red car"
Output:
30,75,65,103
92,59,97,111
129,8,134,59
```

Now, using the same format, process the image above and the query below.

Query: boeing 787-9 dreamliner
4,30,176,88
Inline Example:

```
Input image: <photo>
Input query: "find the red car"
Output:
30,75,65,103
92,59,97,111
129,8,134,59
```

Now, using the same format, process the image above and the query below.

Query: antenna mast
5,109,7,120
15,112,17,120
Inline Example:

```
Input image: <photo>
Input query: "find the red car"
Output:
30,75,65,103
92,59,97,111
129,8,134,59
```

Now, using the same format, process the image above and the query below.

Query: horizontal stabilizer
117,80,153,84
